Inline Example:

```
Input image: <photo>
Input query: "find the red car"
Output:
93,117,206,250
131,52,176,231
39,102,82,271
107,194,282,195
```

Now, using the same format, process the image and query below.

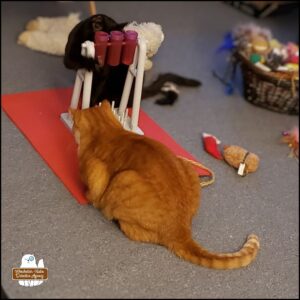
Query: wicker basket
234,51,299,115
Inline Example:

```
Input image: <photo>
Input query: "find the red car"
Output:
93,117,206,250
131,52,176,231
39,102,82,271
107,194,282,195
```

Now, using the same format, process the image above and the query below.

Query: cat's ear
68,108,81,124
68,108,75,117
101,100,111,110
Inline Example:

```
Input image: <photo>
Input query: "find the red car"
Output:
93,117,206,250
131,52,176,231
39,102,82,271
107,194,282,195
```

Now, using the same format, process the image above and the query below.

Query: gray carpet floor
1,1,299,299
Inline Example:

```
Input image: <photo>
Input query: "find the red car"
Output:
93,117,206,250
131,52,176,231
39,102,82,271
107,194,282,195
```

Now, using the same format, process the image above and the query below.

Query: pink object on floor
2,87,211,205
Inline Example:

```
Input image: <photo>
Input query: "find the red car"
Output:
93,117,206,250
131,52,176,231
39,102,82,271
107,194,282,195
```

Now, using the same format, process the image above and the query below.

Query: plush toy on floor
202,133,260,176
223,145,260,176
202,133,223,160
281,126,299,159
142,73,202,105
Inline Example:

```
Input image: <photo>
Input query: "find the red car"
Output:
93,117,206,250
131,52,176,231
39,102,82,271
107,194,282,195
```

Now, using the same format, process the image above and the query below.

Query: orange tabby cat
69,100,260,270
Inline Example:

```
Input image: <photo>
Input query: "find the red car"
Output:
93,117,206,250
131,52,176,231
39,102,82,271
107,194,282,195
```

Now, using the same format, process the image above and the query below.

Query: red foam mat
2,87,210,205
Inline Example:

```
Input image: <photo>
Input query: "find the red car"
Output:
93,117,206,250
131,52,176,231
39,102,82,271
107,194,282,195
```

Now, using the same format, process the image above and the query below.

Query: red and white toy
202,133,223,160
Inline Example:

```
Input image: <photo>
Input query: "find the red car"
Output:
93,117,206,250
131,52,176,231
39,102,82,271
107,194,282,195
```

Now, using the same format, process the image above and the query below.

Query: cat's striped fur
69,101,260,270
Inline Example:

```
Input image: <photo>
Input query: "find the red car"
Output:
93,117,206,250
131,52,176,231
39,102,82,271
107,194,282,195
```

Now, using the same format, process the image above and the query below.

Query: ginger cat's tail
169,234,260,270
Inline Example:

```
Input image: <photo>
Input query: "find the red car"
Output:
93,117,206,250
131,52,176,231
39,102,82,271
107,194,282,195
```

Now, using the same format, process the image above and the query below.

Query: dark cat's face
63,14,130,107
90,14,127,33
64,14,128,71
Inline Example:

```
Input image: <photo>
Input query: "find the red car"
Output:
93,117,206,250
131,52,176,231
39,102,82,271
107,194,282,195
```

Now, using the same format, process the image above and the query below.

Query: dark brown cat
69,101,260,269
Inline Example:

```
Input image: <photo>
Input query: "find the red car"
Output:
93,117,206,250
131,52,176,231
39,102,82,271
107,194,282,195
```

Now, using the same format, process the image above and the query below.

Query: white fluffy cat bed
18,13,81,56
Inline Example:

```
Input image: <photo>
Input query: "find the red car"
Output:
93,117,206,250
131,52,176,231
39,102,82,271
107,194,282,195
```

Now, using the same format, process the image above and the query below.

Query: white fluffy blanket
18,13,81,56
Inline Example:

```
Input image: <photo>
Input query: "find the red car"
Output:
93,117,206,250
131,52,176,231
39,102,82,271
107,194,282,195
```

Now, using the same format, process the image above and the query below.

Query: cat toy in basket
61,30,146,135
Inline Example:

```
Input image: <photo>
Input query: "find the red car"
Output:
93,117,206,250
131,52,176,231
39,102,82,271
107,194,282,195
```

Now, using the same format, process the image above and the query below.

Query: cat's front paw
85,191,94,205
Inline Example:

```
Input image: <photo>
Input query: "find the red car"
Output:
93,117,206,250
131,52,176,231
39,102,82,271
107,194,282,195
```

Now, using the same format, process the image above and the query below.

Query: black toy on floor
142,73,201,105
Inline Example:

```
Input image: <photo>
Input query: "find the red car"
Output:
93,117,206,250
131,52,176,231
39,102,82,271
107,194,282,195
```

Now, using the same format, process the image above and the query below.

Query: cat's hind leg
177,157,201,218
119,222,159,244
98,170,163,240
95,170,143,219
82,158,110,206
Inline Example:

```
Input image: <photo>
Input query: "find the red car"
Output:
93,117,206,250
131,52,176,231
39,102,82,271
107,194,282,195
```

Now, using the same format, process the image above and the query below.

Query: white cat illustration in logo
18,254,44,287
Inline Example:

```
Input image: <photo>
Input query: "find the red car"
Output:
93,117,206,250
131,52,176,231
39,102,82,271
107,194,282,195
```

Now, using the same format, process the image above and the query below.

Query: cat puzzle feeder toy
61,30,146,135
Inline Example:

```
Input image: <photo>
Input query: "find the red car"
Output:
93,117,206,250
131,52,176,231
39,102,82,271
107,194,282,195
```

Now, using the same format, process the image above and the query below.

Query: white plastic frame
61,36,146,135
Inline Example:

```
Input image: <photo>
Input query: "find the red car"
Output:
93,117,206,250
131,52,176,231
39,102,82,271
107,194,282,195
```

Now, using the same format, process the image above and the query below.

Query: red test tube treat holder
94,31,109,66
61,30,145,135
122,31,138,65
106,31,124,66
